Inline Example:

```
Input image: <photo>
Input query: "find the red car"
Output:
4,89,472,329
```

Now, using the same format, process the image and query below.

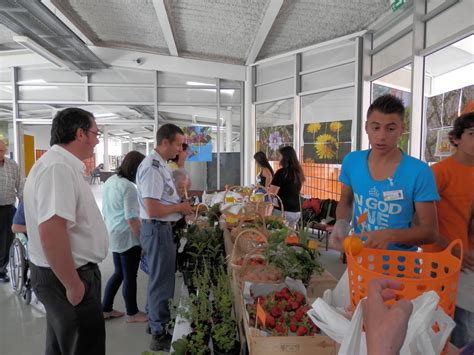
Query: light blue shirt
136,150,182,221
102,174,140,253
340,149,440,249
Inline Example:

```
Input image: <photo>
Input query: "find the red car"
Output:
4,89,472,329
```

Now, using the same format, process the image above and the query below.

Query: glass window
423,36,474,163
256,56,294,85
256,99,294,174
301,42,354,72
158,88,217,104
256,78,293,103
220,88,241,105
89,68,154,84
158,72,216,87
372,32,412,74
301,62,355,93
300,87,354,200
372,66,413,153
0,85,12,100
90,86,154,102
18,85,84,101
219,106,241,188
18,66,83,84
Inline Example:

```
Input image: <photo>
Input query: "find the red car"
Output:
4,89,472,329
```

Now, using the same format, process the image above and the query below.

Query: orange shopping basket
346,239,463,318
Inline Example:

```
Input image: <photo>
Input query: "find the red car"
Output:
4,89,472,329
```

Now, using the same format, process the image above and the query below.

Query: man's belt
141,219,175,226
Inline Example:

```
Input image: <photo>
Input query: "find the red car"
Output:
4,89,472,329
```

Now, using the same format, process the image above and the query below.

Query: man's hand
364,279,413,355
362,230,392,249
328,219,351,251
462,249,474,271
66,280,85,306
179,201,194,216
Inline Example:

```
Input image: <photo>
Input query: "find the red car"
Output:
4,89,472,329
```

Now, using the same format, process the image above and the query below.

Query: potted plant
211,266,240,355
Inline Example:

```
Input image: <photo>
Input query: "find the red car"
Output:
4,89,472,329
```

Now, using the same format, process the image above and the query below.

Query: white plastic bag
308,291,455,355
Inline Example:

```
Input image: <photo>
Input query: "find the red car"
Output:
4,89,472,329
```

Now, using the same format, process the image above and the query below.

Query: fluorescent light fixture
13,36,68,69
186,81,215,87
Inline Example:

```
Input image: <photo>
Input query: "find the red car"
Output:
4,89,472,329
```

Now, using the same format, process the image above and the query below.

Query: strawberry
257,296,265,305
275,324,286,335
266,315,275,328
296,326,308,336
270,306,282,318
278,316,285,323
294,291,305,304
295,309,304,321
291,301,299,310
289,323,297,332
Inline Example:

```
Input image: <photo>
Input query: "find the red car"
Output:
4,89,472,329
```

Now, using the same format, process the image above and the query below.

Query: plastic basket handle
444,238,463,261
193,203,209,221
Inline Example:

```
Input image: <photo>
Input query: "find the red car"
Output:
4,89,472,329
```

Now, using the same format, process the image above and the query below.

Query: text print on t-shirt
354,190,402,231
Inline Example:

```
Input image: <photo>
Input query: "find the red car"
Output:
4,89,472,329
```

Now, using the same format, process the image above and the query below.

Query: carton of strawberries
243,278,319,337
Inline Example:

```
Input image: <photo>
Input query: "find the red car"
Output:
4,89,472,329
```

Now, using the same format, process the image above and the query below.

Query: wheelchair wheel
9,238,26,295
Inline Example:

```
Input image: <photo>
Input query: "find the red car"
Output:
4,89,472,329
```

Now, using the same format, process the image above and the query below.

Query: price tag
256,303,266,328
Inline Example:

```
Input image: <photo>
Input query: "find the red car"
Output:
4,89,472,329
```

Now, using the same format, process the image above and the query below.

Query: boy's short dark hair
449,112,474,147
50,108,94,146
367,94,405,121
156,124,184,145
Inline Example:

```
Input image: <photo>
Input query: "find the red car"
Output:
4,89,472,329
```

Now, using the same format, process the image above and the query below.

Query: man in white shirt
24,108,109,355
0,139,23,282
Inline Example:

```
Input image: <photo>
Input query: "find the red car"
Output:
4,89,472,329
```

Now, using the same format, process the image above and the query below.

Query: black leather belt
141,219,175,226
77,262,98,272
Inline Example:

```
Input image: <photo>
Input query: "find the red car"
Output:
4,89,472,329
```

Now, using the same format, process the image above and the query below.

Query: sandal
103,309,125,320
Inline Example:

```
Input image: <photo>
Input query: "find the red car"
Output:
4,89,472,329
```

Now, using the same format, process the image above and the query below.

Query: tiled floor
0,183,346,355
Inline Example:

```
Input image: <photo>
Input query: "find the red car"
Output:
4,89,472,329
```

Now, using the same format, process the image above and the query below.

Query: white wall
23,125,51,150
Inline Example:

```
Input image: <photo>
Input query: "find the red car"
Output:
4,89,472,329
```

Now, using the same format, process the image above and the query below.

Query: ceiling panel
52,0,170,55
257,0,390,60
167,0,271,64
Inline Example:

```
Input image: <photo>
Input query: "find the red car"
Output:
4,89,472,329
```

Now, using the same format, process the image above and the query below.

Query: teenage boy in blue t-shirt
330,94,440,251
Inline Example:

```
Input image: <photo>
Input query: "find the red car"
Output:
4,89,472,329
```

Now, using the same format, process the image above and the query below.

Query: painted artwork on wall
425,84,473,162
302,120,351,164
0,122,9,146
257,125,293,161
181,126,213,162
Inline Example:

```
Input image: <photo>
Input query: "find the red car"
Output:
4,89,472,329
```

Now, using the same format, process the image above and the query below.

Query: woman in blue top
102,151,147,322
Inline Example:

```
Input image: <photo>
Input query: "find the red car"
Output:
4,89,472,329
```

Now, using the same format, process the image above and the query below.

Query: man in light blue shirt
136,124,193,352
330,95,439,251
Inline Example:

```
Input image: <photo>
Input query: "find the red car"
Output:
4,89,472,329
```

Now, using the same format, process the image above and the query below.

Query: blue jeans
102,245,141,315
140,222,176,335
451,306,474,349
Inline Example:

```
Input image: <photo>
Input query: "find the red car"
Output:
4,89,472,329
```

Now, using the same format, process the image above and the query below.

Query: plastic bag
308,291,455,355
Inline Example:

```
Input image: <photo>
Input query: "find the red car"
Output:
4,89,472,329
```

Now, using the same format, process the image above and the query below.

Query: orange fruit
343,236,364,255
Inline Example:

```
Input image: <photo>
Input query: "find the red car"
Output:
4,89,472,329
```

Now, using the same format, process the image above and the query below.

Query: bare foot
126,311,148,323
103,309,125,320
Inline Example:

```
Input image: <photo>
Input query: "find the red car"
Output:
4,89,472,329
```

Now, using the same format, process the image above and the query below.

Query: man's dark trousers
30,263,106,355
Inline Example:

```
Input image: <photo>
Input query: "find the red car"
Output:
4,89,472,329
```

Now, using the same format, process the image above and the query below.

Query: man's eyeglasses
87,129,103,138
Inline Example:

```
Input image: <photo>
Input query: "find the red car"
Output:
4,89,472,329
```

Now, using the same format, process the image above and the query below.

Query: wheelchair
9,233,33,305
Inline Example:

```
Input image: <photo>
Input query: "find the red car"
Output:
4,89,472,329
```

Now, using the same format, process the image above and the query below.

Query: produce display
171,186,333,355
246,288,319,336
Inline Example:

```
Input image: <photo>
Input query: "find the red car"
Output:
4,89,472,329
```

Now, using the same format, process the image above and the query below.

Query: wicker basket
238,247,284,285
190,203,210,230
229,228,267,271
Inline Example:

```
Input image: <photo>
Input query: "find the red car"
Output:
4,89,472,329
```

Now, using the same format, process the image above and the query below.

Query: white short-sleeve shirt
136,150,182,221
24,145,109,268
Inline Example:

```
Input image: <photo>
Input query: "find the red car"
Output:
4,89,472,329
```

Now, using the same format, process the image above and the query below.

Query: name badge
383,190,404,201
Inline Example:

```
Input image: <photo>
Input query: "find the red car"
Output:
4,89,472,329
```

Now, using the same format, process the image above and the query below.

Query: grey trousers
0,204,16,274
30,263,105,355
140,222,176,335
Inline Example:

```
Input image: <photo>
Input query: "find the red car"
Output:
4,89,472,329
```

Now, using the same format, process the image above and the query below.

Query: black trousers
30,263,106,355
0,204,16,274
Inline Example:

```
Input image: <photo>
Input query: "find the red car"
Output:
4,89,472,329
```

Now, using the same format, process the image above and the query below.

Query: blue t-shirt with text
340,150,439,249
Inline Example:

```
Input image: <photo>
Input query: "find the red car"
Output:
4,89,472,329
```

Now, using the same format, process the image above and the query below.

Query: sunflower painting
257,125,293,161
303,120,351,164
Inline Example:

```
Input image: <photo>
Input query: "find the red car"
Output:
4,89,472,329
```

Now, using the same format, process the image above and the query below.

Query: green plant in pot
211,266,239,354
